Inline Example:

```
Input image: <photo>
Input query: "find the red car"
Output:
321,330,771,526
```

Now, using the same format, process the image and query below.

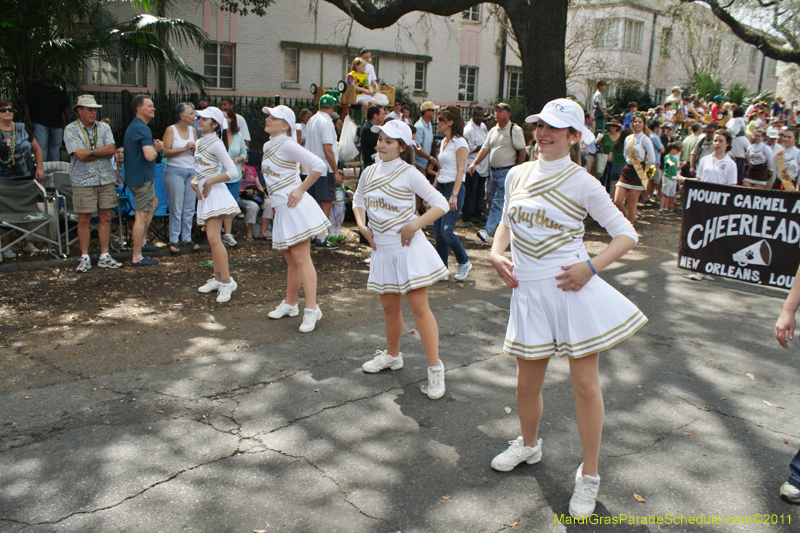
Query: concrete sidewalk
1,261,798,532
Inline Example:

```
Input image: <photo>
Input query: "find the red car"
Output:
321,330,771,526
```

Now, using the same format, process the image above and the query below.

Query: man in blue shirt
414,101,439,174
123,94,163,266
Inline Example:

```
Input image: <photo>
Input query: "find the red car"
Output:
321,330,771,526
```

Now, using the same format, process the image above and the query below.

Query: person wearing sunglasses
0,99,46,258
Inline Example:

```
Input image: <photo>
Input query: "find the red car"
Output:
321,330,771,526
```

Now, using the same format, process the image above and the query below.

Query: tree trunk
510,0,568,115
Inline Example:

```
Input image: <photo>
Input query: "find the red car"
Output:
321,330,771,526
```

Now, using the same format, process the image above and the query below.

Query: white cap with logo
196,106,228,131
371,120,420,149
525,98,594,145
262,105,296,127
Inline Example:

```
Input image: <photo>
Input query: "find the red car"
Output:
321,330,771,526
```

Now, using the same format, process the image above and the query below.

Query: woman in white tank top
163,102,198,252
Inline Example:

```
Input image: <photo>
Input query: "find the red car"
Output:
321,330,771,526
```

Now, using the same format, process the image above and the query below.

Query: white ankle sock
428,364,443,372
81,254,90,260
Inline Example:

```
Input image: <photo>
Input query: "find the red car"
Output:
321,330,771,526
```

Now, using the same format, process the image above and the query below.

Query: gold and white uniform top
747,142,774,168
261,134,326,208
353,157,448,243
502,156,637,281
194,135,239,182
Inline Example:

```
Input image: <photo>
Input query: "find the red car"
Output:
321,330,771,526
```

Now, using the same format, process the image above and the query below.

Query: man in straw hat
63,95,122,273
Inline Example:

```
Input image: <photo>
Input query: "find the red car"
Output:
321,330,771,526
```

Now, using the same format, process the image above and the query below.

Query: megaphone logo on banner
732,239,772,267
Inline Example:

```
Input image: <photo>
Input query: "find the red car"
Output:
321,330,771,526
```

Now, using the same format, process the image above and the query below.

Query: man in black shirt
360,105,385,174
24,67,70,162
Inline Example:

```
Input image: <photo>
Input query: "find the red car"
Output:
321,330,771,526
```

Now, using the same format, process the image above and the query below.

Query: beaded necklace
0,125,15,166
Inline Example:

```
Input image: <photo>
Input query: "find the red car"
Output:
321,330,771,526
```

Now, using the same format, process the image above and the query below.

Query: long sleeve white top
194,135,238,182
261,134,326,208
501,155,637,281
354,157,448,243
623,132,655,167
747,142,774,173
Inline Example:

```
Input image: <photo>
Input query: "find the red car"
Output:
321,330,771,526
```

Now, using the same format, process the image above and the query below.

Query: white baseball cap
371,120,420,148
195,107,228,131
525,98,594,145
262,105,296,126
766,126,779,139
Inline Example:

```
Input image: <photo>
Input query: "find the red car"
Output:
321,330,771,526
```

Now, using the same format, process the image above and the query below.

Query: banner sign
678,180,800,288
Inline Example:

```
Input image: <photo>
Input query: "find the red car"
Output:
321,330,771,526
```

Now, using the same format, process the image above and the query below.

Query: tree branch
681,0,799,64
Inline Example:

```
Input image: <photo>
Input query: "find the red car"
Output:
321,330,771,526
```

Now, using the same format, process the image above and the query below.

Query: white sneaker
198,278,222,293
97,255,122,269
2,248,16,259
569,463,600,520
268,300,299,319
299,306,322,332
362,350,404,373
222,233,237,247
216,278,237,303
75,256,92,273
780,481,800,503
477,229,489,243
491,436,543,471
426,364,445,399
454,261,472,281
22,242,40,253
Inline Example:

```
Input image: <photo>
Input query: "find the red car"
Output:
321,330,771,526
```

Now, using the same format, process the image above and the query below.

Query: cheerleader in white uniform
353,120,450,399
489,99,648,520
191,107,241,303
261,105,331,333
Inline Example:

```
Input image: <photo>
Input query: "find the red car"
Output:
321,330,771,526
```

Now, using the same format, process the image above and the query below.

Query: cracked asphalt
1,224,800,532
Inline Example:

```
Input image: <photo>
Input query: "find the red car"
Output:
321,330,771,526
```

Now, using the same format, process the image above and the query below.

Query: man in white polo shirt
305,93,342,250
467,102,526,243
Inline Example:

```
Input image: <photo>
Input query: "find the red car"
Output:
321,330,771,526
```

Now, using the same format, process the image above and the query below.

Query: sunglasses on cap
0,108,14,113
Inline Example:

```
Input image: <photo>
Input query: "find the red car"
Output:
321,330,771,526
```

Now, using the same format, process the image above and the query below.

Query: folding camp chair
118,163,170,246
0,179,63,262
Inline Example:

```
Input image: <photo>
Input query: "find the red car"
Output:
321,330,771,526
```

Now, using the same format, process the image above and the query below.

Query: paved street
1,249,799,532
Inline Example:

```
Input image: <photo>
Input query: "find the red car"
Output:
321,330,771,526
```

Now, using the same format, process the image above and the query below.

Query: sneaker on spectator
222,233,237,247
362,350,404,373
336,235,346,243
2,248,16,259
780,482,800,503
268,300,299,319
439,275,449,282
22,242,40,253
313,238,339,250
569,463,600,520
491,437,543,471
299,306,322,332
97,255,122,269
216,278,237,303
76,256,92,273
426,364,445,399
454,261,472,281
199,278,222,293
477,229,489,243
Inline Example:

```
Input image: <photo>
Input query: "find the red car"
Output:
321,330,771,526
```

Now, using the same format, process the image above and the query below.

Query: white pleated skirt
503,275,648,359
271,193,331,250
196,180,241,226
367,230,448,294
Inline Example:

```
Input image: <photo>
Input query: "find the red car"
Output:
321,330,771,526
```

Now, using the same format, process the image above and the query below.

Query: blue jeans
789,447,800,490
33,124,63,162
433,184,468,267
485,167,510,236
163,165,196,242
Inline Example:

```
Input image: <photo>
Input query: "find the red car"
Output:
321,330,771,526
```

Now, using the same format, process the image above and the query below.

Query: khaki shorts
73,183,119,213
129,181,156,212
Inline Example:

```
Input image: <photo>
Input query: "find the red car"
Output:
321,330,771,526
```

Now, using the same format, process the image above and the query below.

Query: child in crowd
262,105,331,333
659,142,681,215
353,120,450,399
348,58,381,119
624,102,638,128
191,107,241,303
327,184,349,244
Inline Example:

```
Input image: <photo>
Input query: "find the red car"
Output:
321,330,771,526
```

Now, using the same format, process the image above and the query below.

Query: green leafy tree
0,0,206,106
218,0,569,114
